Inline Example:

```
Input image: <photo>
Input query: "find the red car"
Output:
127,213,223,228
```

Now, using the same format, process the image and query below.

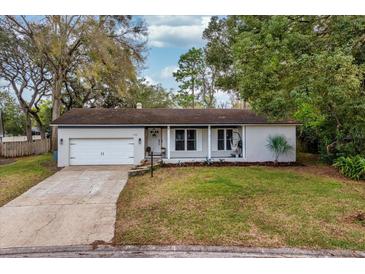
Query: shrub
266,135,293,164
333,155,365,180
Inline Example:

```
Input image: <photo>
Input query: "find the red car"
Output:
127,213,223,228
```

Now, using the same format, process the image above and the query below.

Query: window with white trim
217,129,233,151
186,129,196,151
175,130,185,151
175,129,197,151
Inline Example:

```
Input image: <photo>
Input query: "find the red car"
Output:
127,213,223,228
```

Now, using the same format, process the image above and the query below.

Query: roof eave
51,122,301,126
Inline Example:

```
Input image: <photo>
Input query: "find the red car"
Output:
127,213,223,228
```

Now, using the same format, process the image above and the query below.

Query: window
187,130,196,151
226,129,233,150
217,129,233,150
175,129,197,151
175,130,185,151
218,129,225,150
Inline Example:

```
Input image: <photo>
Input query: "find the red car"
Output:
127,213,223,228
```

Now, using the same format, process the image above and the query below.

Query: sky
141,16,209,89
141,15,230,105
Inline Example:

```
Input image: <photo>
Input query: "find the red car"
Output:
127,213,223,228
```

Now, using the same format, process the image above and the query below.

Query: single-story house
51,107,299,167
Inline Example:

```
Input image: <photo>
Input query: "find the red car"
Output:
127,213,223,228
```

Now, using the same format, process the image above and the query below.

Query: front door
147,128,161,154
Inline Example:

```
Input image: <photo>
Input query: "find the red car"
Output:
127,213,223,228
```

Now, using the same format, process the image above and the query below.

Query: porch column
167,125,171,159
241,125,245,158
208,125,211,160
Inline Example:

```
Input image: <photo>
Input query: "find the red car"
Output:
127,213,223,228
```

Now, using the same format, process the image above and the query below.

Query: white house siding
163,127,242,159
245,125,296,162
162,125,296,162
169,127,208,158
57,127,145,167
211,127,241,158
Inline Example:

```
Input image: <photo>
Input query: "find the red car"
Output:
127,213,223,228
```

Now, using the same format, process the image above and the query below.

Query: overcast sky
141,15,230,105
141,16,210,89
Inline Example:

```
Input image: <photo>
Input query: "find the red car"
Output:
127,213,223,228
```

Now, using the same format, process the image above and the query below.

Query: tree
37,99,53,135
0,27,50,140
173,47,217,108
203,16,239,92
173,47,203,108
126,79,174,108
220,16,365,159
266,135,293,164
0,90,26,136
1,16,147,149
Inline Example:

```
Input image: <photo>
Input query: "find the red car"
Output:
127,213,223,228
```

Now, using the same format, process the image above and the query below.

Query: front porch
144,125,246,162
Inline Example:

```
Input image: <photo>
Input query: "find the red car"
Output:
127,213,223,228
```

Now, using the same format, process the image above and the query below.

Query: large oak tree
0,27,50,140
1,16,147,149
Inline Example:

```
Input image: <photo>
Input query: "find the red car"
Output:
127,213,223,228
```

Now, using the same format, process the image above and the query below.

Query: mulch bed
161,161,302,168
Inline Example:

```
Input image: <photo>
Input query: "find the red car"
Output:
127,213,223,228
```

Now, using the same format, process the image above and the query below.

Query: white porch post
208,125,211,160
241,125,245,158
167,125,171,159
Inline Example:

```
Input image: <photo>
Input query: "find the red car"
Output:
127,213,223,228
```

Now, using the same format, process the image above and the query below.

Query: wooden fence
0,139,50,158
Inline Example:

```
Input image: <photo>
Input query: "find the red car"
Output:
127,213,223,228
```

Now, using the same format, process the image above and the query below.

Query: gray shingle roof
52,108,298,125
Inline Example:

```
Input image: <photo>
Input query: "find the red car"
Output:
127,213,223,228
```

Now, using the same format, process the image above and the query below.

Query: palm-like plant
266,135,293,164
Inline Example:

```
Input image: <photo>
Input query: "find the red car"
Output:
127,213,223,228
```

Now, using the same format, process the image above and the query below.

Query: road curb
1,244,364,258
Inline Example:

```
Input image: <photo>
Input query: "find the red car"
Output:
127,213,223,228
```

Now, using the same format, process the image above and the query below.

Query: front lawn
115,165,365,250
0,154,58,206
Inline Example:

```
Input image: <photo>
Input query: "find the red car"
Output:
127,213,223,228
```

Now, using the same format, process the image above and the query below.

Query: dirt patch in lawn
270,164,355,182
344,212,365,227
0,158,16,165
268,153,364,183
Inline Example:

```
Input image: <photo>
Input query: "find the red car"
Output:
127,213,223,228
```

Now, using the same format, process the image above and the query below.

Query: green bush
333,155,365,180
266,135,293,164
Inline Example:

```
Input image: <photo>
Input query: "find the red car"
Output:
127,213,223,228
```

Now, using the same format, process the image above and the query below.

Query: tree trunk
36,120,46,139
31,112,46,139
39,127,46,139
274,154,279,166
25,113,32,142
51,75,62,151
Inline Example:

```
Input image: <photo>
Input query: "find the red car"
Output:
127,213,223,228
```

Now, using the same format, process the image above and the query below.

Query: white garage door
69,138,134,165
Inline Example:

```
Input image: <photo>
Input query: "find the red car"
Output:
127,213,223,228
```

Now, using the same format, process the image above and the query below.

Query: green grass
115,166,365,250
0,154,57,206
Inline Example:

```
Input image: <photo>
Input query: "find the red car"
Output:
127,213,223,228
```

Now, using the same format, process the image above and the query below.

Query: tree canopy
173,47,218,108
202,15,365,159
0,15,148,148
0,90,26,136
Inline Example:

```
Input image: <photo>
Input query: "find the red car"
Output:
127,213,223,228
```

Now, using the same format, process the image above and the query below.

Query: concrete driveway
0,165,131,248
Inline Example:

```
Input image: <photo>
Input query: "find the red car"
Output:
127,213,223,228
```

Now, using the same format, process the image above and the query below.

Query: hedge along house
51,107,299,167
